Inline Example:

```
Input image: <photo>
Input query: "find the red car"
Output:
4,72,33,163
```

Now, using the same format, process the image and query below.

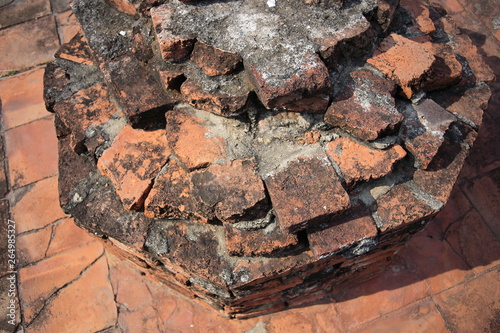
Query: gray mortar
155,0,377,86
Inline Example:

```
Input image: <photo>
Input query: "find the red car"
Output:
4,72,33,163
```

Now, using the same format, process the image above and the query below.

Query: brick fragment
264,155,350,233
324,69,403,141
326,137,406,187
55,31,93,66
102,55,180,128
144,158,205,222
400,0,436,35
97,125,170,210
308,205,378,259
53,83,121,154
375,183,439,233
224,223,300,257
376,0,399,31
451,34,495,83
190,159,270,223
151,5,196,61
399,99,457,169
246,53,331,112
423,43,463,92
158,70,185,90
190,40,243,76
180,79,249,116
166,107,227,170
446,83,491,128
367,34,436,98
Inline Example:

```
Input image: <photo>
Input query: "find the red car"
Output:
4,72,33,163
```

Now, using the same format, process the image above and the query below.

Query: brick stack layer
43,0,493,318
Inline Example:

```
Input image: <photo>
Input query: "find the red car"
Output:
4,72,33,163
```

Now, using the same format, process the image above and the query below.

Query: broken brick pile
43,0,493,318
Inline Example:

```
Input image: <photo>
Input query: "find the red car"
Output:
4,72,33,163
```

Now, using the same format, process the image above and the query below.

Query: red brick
190,40,243,76
190,159,269,223
53,83,122,153
264,155,350,233
224,223,300,257
375,183,439,233
423,42,463,92
451,34,495,83
400,0,436,35
376,0,400,31
144,158,205,222
101,55,180,127
447,83,491,128
400,99,457,169
367,33,436,98
324,69,402,141
97,125,170,210
54,31,93,66
151,5,195,61
308,206,378,259
180,79,249,116
326,137,406,187
166,107,227,170
158,69,185,90
246,53,330,112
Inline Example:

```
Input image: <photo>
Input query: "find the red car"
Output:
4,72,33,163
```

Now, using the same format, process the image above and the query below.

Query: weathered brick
308,205,378,259
326,137,406,187
400,0,436,35
399,99,457,169
451,34,495,83
224,223,300,257
190,40,243,76
246,53,331,112
376,0,400,31
158,69,185,90
264,155,350,233
54,31,93,66
151,5,196,61
101,55,180,128
324,69,403,141
446,83,491,128
190,159,270,223
180,79,249,116
375,183,439,233
53,83,121,154
97,125,170,210
166,106,227,170
367,34,436,98
423,43,463,92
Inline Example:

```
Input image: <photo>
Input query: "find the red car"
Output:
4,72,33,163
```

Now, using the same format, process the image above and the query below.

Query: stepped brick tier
44,0,493,318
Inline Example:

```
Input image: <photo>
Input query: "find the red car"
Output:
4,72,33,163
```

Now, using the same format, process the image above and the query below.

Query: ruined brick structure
43,0,493,318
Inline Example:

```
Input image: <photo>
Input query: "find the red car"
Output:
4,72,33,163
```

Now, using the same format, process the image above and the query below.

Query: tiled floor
0,0,499,332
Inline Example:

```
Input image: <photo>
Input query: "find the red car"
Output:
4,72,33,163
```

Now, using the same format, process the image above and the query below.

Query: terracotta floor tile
0,0,51,29
404,234,473,295
26,254,117,333
434,268,500,333
56,10,80,44
445,209,500,274
5,117,59,189
0,15,59,74
332,255,431,331
45,218,95,257
18,241,103,324
16,226,52,267
0,68,51,129
11,176,66,234
353,299,449,333
265,304,344,333
460,113,500,179
462,168,500,241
